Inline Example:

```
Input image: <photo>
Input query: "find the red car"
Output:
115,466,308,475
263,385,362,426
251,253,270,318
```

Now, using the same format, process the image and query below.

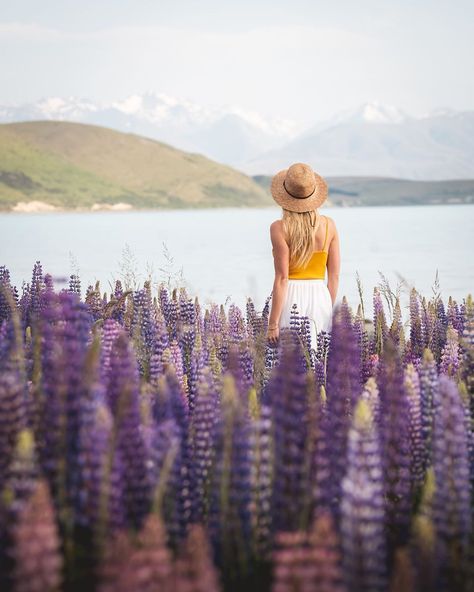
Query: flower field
0,261,473,592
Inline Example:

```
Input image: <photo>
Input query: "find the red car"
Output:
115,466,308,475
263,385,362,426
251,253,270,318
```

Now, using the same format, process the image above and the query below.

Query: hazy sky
1,0,473,125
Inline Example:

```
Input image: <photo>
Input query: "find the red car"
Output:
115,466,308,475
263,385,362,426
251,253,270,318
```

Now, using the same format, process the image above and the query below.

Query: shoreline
1,200,473,214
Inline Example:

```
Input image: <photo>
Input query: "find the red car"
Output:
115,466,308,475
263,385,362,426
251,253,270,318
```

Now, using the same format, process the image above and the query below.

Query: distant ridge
253,175,474,207
0,121,272,211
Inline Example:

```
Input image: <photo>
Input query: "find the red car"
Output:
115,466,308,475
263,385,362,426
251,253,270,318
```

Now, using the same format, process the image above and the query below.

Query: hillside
253,175,474,207
0,121,272,211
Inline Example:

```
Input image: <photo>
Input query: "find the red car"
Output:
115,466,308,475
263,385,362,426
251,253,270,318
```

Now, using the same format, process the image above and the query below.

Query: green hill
0,121,273,211
253,175,474,207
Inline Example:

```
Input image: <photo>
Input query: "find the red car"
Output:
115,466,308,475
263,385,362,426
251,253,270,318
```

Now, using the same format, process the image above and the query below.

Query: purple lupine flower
307,509,346,592
0,266,18,324
208,372,252,584
404,363,425,495
246,296,263,341
408,288,423,363
169,339,187,391
354,306,372,384
76,397,126,537
131,286,157,377
314,301,362,522
85,282,103,321
389,298,405,349
10,479,63,592
145,415,189,549
315,329,331,388
100,318,122,384
179,288,196,325
270,331,313,532
228,304,245,341
97,513,173,592
419,348,438,473
460,294,474,399
36,291,94,524
272,510,346,592
29,261,45,321
341,398,387,592
431,375,472,589
223,341,254,411
68,274,81,297
159,283,179,341
373,287,387,356
440,326,461,378
174,523,221,592
188,367,219,524
431,298,448,363
0,358,28,491
149,311,171,384
249,403,273,561
106,331,152,529
377,336,411,551
447,296,464,334
186,333,206,413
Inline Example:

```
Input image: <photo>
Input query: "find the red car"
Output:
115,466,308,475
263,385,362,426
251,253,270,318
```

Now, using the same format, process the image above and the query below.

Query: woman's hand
266,322,280,346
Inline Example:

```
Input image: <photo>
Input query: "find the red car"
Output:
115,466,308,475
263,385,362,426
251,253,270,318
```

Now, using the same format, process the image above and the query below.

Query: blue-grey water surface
1,205,473,317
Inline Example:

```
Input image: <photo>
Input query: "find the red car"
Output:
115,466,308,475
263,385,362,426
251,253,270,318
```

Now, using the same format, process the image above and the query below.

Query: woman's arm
268,221,289,328
326,219,340,305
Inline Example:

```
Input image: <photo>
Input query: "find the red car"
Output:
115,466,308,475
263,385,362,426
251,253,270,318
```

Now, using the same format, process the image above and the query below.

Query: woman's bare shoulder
269,219,285,236
324,215,338,231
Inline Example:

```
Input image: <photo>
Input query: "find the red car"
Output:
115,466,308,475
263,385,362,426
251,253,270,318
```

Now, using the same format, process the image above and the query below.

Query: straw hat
270,163,328,213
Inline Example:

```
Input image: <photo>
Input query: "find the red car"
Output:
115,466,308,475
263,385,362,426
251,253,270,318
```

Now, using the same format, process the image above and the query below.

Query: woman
266,162,340,349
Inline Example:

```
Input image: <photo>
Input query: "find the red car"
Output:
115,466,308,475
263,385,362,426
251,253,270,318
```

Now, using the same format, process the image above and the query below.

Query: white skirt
272,279,333,351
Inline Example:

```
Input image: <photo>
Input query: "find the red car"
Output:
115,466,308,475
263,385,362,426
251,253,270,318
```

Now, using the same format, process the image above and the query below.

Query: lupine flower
315,301,362,522
98,513,173,592
106,332,152,529
440,326,461,378
208,372,252,585
377,337,411,550
340,398,387,592
248,403,273,561
188,368,219,523
431,375,472,588
419,349,438,472
408,288,424,363
373,287,388,356
173,524,221,592
272,510,346,592
268,331,313,532
404,363,425,494
460,294,474,397
68,274,81,297
10,478,63,592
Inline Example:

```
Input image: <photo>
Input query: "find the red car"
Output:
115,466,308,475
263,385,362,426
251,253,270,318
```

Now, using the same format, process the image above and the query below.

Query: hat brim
270,168,328,212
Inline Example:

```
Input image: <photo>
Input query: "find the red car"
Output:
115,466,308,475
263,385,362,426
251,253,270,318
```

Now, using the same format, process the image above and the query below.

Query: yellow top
273,216,329,280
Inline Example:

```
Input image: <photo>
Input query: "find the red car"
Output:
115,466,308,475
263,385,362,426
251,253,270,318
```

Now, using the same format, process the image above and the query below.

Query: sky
1,0,473,126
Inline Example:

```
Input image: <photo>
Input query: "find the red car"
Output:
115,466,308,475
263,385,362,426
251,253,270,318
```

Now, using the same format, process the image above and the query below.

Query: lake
1,205,473,318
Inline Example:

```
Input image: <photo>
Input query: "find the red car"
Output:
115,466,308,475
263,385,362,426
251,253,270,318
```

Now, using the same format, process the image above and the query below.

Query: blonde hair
281,208,321,272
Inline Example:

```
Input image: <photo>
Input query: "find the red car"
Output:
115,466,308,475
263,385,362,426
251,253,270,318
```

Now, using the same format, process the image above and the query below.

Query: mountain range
1,95,473,179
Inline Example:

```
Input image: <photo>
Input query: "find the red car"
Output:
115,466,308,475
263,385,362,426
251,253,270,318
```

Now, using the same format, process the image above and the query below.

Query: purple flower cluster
0,261,472,592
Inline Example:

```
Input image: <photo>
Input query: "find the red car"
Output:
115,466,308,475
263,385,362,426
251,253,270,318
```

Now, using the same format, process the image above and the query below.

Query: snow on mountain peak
327,100,410,126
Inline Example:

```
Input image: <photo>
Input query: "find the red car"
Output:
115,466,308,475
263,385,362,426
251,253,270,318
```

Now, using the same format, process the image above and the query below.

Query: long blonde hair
281,208,321,272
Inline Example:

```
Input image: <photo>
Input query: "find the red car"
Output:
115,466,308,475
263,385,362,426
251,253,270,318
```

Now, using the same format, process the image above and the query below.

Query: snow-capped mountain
1,96,473,179
243,101,474,180
0,93,301,167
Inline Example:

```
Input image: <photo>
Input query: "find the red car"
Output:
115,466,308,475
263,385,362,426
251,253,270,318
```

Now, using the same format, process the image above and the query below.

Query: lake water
1,205,473,318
